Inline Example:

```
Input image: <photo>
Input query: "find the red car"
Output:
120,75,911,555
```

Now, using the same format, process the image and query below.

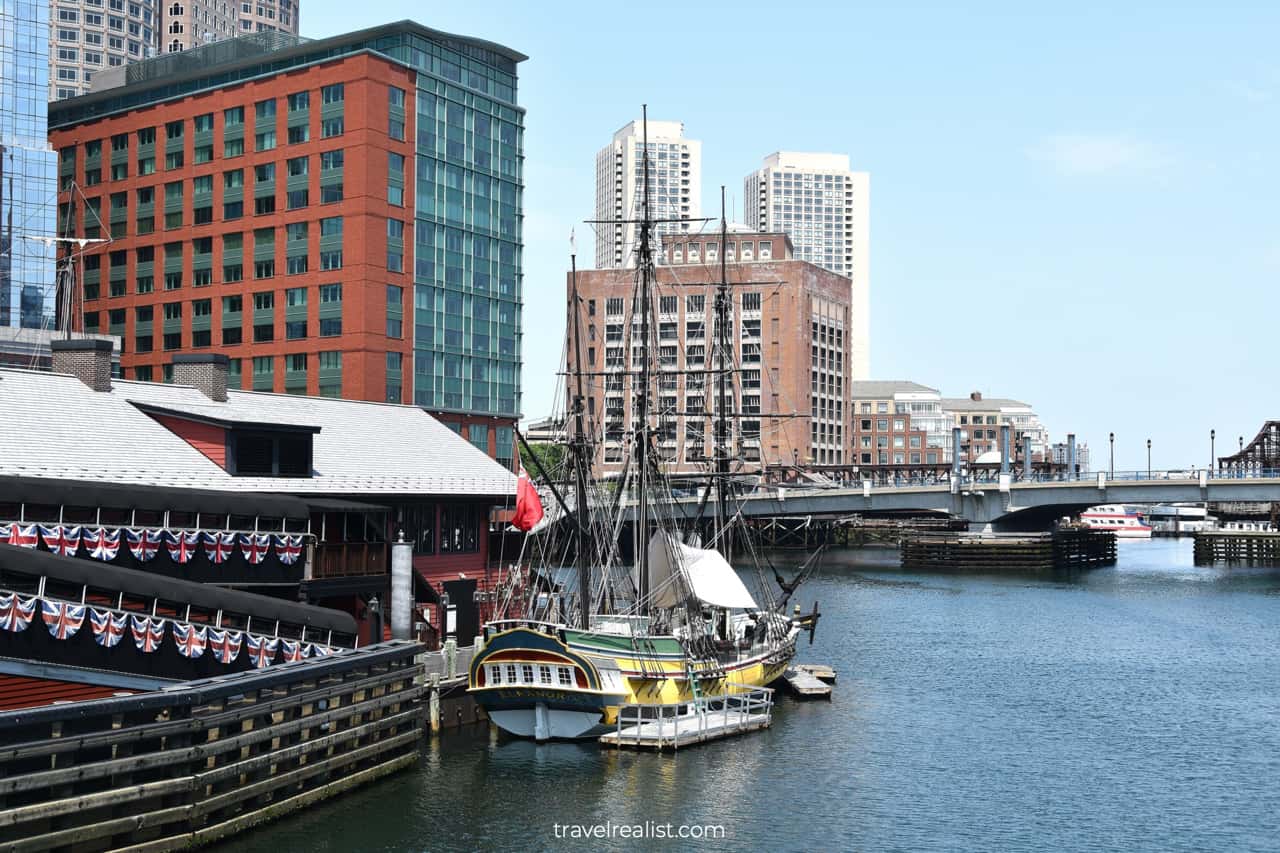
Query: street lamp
1109,432,1114,478
1146,438,1152,479
1210,429,1215,476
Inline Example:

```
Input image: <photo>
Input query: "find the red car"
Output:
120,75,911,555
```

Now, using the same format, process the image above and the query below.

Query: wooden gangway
599,684,774,751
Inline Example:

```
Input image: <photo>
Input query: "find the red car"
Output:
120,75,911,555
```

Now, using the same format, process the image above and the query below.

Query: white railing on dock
609,683,775,750
420,640,476,683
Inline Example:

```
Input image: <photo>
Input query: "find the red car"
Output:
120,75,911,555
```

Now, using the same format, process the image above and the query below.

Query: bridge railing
759,466,1280,494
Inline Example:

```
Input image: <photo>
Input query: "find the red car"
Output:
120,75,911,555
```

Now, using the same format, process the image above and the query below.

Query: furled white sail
645,533,758,610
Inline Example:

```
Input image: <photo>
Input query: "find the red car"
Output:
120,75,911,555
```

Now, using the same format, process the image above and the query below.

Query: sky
300,1,1280,471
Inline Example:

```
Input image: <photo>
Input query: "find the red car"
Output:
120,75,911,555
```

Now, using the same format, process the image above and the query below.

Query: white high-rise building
745,151,870,378
49,0,161,100
594,119,701,268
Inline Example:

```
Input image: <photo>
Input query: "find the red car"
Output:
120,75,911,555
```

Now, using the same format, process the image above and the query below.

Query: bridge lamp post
1210,429,1215,477
1109,432,1114,479
1147,439,1152,480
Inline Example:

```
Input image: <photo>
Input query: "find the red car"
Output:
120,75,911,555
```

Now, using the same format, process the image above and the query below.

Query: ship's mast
714,187,733,560
635,106,653,607
568,249,592,628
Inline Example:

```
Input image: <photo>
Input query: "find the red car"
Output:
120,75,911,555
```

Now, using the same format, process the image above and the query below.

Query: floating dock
600,685,774,750
780,666,833,700
1193,530,1280,566
900,529,1116,572
796,663,837,683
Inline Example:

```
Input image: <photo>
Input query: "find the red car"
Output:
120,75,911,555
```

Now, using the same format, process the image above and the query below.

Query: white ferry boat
1079,505,1153,539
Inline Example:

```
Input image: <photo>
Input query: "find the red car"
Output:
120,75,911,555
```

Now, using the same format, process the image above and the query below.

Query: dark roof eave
133,401,322,434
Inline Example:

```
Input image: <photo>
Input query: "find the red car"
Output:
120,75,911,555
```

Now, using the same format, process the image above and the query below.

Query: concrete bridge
640,470,1280,531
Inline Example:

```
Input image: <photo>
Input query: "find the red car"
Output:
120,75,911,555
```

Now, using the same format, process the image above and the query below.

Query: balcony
311,541,387,579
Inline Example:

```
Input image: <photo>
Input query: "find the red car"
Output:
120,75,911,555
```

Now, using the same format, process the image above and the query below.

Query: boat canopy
645,533,758,611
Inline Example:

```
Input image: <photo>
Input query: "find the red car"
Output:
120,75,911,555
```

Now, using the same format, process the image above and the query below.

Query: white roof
0,368,516,498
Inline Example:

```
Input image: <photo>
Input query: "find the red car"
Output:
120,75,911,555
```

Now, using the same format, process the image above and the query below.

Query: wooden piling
900,530,1116,573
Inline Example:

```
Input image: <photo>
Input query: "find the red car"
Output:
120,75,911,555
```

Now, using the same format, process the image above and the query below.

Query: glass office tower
1,0,58,330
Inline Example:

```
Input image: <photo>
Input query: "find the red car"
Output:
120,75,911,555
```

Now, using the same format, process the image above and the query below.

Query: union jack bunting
312,645,335,657
172,623,208,659
165,530,201,564
125,529,163,562
41,600,87,640
280,638,305,663
130,615,165,653
246,634,277,668
207,628,243,664
202,531,237,564
84,528,121,561
89,608,128,648
0,593,37,632
39,525,82,557
3,523,39,549
240,533,272,565
274,535,304,566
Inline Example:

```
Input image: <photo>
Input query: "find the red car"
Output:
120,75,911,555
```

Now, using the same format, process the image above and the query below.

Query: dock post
391,532,413,640
429,673,441,733
444,637,457,678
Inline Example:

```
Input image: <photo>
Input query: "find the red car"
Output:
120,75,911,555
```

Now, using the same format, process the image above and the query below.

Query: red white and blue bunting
276,535,304,565
0,593,37,632
126,529,163,562
40,525,82,557
2,522,308,568
246,634,278,668
202,531,236,564
208,628,243,664
165,530,201,564
84,528,121,562
90,608,128,647
172,623,208,659
240,533,272,565
1,524,40,549
130,615,165,653
3,590,336,670
41,600,86,639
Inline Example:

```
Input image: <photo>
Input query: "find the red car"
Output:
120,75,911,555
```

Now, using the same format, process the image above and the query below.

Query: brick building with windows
48,23,525,468
850,380,952,483
567,226,854,478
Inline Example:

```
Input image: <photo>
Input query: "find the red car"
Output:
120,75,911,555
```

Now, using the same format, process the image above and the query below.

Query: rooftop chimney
51,338,113,392
970,391,982,402
172,353,229,402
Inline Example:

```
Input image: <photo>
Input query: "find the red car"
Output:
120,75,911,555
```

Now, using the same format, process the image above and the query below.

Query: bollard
444,638,457,679
429,673,441,733
391,532,413,640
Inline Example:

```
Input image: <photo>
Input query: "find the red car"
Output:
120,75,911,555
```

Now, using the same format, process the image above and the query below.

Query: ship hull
469,623,797,740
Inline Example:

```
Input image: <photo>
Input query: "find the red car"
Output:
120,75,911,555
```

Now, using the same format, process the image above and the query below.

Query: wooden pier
0,641,425,852
901,529,1116,573
1193,530,1280,566
600,685,774,750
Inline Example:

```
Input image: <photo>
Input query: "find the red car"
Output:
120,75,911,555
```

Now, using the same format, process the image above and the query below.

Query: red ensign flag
512,467,545,532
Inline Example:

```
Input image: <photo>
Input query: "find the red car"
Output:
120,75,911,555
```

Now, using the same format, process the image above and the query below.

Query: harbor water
220,538,1280,851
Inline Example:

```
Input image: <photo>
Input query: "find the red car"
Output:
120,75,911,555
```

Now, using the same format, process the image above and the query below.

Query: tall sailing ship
468,111,822,740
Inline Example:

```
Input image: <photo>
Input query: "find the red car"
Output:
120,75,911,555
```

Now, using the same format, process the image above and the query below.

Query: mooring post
429,672,441,733
444,637,457,679
391,531,412,640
